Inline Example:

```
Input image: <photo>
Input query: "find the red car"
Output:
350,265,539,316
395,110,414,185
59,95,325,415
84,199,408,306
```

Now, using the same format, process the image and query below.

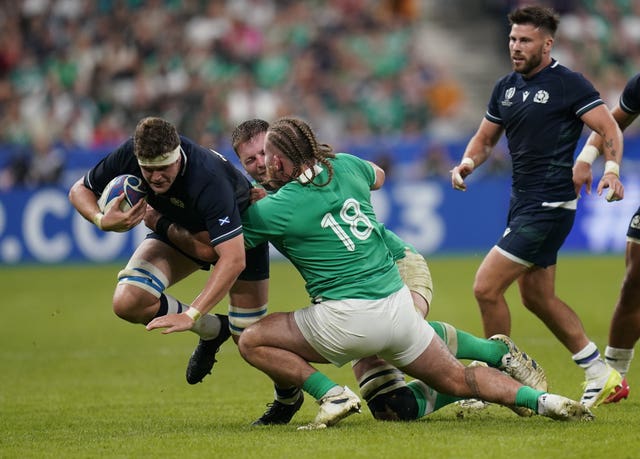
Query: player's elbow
223,250,246,276
68,179,85,207
197,246,219,263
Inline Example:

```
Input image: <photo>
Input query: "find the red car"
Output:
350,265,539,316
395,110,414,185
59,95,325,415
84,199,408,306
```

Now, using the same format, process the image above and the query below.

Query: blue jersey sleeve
485,78,506,124
620,73,640,114
566,73,603,117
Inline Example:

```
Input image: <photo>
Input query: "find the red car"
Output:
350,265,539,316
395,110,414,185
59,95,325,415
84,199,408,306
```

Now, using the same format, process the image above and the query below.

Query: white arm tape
185,307,202,321
604,160,620,177
576,145,599,165
460,157,475,169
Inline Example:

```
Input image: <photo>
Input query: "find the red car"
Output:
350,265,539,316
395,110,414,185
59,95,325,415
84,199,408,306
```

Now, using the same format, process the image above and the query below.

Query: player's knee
366,386,419,421
236,326,258,361
112,294,146,324
472,280,491,302
113,260,168,324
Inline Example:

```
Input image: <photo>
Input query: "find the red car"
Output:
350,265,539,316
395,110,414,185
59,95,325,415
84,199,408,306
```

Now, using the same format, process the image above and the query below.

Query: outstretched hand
146,313,194,334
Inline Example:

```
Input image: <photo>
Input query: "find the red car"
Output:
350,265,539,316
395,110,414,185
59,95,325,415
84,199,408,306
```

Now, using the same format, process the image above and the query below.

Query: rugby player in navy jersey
68,116,270,385
574,72,640,403
450,5,624,409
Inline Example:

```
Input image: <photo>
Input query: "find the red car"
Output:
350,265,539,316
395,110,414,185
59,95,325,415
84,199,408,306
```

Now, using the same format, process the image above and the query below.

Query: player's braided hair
133,117,180,161
266,117,335,188
508,5,559,37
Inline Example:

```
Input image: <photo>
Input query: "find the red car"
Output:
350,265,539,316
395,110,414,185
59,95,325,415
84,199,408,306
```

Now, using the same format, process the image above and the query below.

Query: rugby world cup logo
502,87,516,106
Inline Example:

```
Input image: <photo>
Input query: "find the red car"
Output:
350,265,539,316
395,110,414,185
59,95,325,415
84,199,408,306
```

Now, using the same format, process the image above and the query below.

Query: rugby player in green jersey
147,117,592,429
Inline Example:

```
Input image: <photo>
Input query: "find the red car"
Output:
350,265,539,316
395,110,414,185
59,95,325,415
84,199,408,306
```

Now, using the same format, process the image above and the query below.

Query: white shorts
294,285,434,367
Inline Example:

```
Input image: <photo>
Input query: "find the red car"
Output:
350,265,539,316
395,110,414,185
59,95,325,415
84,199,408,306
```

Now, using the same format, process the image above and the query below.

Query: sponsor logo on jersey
523,90,530,101
631,215,640,230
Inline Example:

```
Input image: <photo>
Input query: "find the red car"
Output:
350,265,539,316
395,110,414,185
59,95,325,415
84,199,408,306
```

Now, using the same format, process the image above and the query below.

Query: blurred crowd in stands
0,0,462,188
0,0,639,189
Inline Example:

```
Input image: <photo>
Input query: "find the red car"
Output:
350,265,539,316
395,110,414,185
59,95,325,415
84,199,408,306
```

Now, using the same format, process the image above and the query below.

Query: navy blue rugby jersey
486,59,604,202
84,136,253,246
620,73,640,114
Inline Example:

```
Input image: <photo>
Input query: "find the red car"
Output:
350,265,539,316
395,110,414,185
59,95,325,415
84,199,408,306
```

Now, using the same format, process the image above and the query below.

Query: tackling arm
143,206,247,333
143,205,218,262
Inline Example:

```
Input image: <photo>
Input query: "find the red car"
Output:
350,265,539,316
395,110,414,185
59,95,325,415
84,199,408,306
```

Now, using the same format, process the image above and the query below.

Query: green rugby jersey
379,224,418,262
242,153,403,300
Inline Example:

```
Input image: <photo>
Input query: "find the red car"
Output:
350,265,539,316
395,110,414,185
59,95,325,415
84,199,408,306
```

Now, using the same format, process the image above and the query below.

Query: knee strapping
117,260,169,298
358,362,407,402
228,304,267,336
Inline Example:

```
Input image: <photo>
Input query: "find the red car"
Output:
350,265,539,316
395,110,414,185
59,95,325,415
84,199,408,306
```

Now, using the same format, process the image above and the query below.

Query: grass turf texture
1,255,638,458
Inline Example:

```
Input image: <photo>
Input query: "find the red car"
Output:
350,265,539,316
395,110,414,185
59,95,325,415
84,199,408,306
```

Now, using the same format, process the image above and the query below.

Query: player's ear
273,154,283,172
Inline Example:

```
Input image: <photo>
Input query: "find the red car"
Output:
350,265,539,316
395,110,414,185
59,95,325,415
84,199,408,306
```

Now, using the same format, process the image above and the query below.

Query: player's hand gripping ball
97,174,147,213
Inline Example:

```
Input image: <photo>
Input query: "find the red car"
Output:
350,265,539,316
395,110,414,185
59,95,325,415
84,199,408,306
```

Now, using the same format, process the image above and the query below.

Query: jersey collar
297,164,324,184
178,145,188,176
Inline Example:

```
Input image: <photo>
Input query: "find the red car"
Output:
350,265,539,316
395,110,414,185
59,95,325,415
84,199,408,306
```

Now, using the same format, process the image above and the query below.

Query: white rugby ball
97,174,147,213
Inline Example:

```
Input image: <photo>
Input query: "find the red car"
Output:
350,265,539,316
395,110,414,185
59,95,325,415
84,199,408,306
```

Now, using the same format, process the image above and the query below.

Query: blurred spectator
3,0,636,190
0,0,462,161
421,143,454,179
0,130,64,189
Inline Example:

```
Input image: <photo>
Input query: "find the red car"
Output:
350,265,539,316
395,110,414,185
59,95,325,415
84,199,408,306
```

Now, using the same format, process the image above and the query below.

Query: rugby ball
97,174,147,213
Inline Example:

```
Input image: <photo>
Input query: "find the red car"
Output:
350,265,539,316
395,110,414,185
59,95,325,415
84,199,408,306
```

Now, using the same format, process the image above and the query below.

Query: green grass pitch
1,255,639,458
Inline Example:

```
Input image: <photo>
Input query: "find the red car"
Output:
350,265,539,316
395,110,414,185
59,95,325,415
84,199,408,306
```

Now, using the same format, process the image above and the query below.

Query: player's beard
512,48,544,77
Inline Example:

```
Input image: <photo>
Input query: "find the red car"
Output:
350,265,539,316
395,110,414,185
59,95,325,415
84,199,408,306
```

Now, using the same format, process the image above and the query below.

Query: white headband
137,145,181,167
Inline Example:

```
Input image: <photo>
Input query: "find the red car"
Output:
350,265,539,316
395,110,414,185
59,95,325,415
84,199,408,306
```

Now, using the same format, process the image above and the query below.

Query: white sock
162,293,186,315
572,342,607,379
605,346,634,378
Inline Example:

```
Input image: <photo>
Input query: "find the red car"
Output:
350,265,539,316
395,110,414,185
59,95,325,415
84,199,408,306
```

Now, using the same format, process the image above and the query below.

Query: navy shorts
626,206,640,240
497,197,575,268
146,232,270,281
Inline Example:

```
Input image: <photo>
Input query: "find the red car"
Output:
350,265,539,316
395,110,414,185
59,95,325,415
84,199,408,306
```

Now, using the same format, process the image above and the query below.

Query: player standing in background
147,116,592,429
574,72,640,403
450,5,624,408
68,116,270,385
